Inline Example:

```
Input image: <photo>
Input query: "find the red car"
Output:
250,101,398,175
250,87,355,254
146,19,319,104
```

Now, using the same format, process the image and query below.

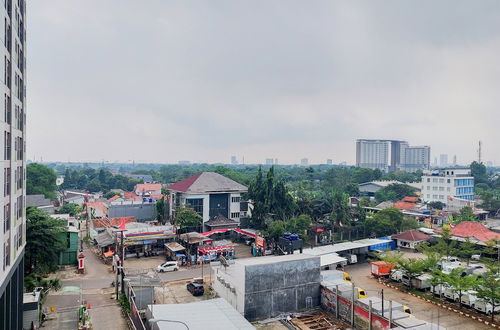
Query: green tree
475,272,500,320
25,207,67,274
375,183,417,202
455,206,477,224
446,268,478,308
175,207,202,232
57,203,82,217
27,163,57,200
155,196,166,223
457,238,480,266
330,191,350,240
427,201,444,210
470,161,489,186
104,191,121,199
364,207,403,237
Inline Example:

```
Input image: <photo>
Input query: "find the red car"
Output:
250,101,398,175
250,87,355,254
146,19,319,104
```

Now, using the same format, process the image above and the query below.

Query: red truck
371,261,395,277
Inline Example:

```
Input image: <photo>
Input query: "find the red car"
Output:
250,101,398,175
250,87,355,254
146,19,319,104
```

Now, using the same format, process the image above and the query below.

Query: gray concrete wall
108,203,155,221
243,257,321,321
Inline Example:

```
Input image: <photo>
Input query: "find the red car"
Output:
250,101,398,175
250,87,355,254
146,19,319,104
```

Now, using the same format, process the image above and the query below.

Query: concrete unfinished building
212,254,321,321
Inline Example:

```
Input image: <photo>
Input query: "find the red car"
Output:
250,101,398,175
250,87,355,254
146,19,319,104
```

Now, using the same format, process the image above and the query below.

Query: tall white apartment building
1,1,26,328
356,139,430,173
421,168,474,204
401,146,431,172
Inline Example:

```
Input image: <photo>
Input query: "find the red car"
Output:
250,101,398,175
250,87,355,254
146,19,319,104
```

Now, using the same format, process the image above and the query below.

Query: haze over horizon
28,1,500,165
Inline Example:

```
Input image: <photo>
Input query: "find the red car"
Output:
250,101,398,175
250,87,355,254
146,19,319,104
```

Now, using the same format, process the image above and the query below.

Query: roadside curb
377,279,498,328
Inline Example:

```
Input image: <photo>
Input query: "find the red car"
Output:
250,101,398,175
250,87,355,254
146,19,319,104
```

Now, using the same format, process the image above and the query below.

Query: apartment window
4,168,11,196
439,187,444,191
3,237,10,270
185,198,203,215
432,186,437,191
231,196,241,203
18,223,23,248
439,179,444,183
5,94,11,123
432,178,437,183
4,203,10,232
427,178,430,183
17,195,22,218
4,131,11,160
426,194,430,198
447,187,450,192
230,212,240,219
447,179,451,183
426,186,430,190
432,195,438,199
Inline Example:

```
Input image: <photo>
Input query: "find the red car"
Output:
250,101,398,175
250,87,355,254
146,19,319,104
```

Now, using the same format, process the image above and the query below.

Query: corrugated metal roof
148,298,254,330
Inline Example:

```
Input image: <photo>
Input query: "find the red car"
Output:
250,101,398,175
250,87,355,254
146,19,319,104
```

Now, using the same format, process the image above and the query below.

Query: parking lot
345,262,493,330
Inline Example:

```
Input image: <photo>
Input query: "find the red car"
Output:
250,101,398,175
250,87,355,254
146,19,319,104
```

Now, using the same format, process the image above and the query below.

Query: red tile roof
85,201,108,214
402,196,418,202
450,221,500,242
123,191,141,201
167,173,203,192
108,195,121,202
392,229,430,242
93,216,136,228
136,183,162,192
394,201,416,211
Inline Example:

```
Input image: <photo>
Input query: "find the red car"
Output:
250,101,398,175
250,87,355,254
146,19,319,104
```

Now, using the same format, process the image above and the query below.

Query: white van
473,298,497,315
444,286,458,301
460,290,478,307
390,270,405,282
156,261,179,272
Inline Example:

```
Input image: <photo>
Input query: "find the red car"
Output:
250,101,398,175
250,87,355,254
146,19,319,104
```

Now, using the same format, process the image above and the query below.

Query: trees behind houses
27,163,57,200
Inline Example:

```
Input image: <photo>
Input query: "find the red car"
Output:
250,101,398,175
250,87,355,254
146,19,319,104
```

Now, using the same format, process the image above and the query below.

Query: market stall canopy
103,251,114,258
95,231,115,247
165,242,185,252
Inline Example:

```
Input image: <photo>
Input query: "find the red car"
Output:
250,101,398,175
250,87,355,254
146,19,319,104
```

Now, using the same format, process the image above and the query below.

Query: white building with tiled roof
167,172,248,230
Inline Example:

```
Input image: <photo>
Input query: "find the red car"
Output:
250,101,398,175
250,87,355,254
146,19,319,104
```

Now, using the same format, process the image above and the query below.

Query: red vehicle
371,261,395,277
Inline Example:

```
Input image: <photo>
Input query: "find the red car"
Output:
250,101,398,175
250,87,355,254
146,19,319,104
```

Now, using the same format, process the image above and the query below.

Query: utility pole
120,232,125,294
381,289,384,317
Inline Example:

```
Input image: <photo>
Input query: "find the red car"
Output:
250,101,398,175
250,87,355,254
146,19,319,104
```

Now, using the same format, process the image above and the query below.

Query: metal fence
125,283,146,330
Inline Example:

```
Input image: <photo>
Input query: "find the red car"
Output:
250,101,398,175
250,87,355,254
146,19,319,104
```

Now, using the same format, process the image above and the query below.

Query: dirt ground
345,262,493,330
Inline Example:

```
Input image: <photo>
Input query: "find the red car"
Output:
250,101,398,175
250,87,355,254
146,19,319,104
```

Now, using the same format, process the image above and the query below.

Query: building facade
168,172,248,231
401,146,431,172
421,168,474,204
1,1,26,329
356,139,430,172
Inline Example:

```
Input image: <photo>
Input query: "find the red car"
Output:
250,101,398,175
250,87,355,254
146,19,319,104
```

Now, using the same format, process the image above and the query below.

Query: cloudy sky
28,1,500,165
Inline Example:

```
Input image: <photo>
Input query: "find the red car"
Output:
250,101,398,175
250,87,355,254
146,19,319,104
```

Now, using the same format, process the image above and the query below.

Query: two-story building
167,172,248,231
421,168,474,204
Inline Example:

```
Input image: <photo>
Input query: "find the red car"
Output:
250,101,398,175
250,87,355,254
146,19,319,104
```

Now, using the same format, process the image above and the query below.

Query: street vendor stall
164,242,187,264
197,240,235,262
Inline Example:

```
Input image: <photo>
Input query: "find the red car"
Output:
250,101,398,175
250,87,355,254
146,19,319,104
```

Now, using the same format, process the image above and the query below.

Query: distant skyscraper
231,155,238,165
326,159,333,165
439,154,448,167
300,158,309,166
401,146,431,172
178,160,191,165
356,139,430,172
433,157,438,166
453,155,457,166
265,158,274,165
274,158,278,165
1,1,27,328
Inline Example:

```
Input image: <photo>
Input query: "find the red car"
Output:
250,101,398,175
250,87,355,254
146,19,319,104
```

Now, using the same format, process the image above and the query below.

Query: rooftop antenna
478,141,482,163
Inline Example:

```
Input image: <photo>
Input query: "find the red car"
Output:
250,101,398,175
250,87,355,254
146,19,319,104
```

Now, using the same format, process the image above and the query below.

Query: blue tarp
176,253,186,257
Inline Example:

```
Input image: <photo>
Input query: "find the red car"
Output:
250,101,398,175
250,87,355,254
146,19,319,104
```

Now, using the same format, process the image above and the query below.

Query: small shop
164,242,187,265
120,224,176,257
197,240,235,262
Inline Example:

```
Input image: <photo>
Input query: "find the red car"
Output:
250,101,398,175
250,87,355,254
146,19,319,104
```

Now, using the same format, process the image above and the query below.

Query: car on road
156,261,179,273
186,282,204,296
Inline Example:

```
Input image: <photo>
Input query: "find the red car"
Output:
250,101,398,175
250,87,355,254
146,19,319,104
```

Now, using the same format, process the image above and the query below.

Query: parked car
186,282,204,296
444,286,459,301
473,298,498,315
156,261,179,273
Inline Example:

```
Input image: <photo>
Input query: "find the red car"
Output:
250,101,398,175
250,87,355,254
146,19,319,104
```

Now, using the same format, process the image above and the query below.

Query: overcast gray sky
27,1,500,165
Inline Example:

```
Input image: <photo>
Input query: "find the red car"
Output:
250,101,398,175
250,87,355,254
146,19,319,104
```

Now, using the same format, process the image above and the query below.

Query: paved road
157,265,214,282
345,262,492,330
44,227,126,329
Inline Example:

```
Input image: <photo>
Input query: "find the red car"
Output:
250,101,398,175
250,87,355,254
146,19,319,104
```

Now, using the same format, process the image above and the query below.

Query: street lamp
149,318,190,329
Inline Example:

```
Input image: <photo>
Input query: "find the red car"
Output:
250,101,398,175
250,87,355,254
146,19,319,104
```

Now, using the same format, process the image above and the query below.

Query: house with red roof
448,221,500,245
168,172,248,230
135,183,162,197
84,201,108,218
391,229,430,249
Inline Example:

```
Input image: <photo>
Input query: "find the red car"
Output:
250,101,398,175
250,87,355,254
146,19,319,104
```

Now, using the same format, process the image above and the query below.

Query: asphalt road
157,265,214,282
345,262,492,330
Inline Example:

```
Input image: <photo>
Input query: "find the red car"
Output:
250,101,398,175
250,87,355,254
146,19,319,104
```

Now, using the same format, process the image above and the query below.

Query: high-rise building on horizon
230,155,238,165
440,154,448,167
1,1,26,328
326,159,333,165
300,158,308,166
356,139,430,172
265,158,274,165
